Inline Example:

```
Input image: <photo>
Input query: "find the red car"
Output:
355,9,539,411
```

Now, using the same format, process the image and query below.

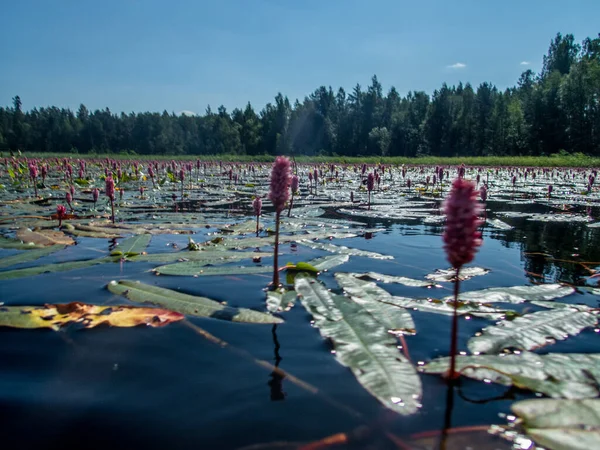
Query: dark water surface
2,201,600,449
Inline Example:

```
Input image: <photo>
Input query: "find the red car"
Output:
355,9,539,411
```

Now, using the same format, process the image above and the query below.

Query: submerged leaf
0,302,183,330
422,352,600,399
512,398,600,450
108,280,281,323
468,305,598,354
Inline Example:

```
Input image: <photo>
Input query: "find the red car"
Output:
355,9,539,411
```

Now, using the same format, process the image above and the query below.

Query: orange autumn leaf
0,302,184,330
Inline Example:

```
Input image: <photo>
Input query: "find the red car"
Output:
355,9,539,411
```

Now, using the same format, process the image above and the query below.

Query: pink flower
29,164,38,179
291,175,299,193
92,188,99,203
268,156,291,213
179,169,185,182
56,205,66,218
480,185,488,202
66,192,72,205
253,197,262,216
105,176,115,201
443,178,483,269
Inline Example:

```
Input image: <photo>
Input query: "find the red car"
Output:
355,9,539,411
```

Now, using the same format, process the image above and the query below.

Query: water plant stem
273,212,281,287
448,266,461,381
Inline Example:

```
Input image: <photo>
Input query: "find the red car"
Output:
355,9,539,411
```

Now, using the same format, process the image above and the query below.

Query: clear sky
1,0,598,115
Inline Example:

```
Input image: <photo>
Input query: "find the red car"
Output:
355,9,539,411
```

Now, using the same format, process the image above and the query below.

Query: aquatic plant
443,177,483,380
268,156,291,288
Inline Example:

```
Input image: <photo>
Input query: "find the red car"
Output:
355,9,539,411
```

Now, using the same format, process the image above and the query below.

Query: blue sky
1,0,598,115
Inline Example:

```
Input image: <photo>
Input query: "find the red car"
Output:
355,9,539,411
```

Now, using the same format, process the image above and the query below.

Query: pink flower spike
268,156,291,213
443,177,483,269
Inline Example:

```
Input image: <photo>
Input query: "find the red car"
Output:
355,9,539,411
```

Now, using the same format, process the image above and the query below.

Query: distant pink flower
291,175,299,193
443,178,483,269
253,197,262,216
66,192,72,209
29,164,38,180
92,188,99,203
140,186,145,196
105,176,115,201
70,185,75,197
56,205,66,227
480,185,488,202
367,173,375,192
269,156,291,213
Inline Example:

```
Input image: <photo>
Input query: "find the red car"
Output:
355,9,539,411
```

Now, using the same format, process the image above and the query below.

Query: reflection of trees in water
496,218,600,285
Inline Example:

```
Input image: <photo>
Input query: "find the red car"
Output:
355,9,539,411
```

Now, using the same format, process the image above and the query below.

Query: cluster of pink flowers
268,156,291,213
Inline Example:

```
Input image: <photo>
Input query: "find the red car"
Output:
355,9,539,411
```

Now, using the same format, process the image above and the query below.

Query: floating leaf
422,352,600,399
351,271,435,287
0,257,114,280
294,275,343,322
425,267,490,282
108,280,281,323
381,296,509,320
0,302,183,330
334,273,416,334
444,284,575,304
110,234,152,257
16,228,74,246
299,240,394,260
512,398,600,450
0,245,64,269
315,293,422,415
0,236,45,250
468,305,598,354
486,218,514,230
309,254,350,271
131,250,271,264
155,262,270,277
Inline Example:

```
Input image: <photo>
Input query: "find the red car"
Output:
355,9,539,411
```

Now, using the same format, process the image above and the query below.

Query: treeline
1,32,599,157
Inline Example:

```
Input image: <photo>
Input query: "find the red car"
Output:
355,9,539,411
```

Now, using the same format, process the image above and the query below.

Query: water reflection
268,324,285,401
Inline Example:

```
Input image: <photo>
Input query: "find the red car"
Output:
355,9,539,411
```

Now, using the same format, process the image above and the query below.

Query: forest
0,32,598,158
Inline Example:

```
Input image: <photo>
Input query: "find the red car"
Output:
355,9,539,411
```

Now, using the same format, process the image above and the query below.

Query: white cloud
179,110,196,116
447,62,466,69
520,61,531,66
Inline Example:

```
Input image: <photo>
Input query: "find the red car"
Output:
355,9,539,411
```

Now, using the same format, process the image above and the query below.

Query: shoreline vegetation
1,32,599,163
14,152,600,168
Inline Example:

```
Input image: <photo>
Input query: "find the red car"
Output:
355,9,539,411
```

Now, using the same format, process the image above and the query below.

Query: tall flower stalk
253,197,262,237
56,205,66,228
287,175,299,217
443,177,483,381
269,156,291,288
106,175,115,223
367,172,374,210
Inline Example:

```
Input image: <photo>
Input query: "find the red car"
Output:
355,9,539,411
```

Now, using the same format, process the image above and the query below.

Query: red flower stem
256,214,260,237
110,198,115,224
449,266,461,381
273,211,281,287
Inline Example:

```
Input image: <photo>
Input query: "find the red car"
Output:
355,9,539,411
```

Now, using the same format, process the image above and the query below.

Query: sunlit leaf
444,284,575,304
422,352,600,399
266,287,296,313
155,262,270,277
468,305,598,354
108,280,282,323
351,271,435,287
298,240,394,260
425,267,490,282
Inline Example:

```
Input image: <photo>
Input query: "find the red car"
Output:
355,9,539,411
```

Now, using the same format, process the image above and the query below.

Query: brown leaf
16,228,75,246
0,302,184,330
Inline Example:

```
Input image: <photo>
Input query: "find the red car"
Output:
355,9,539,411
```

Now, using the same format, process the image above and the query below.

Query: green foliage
1,32,599,158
